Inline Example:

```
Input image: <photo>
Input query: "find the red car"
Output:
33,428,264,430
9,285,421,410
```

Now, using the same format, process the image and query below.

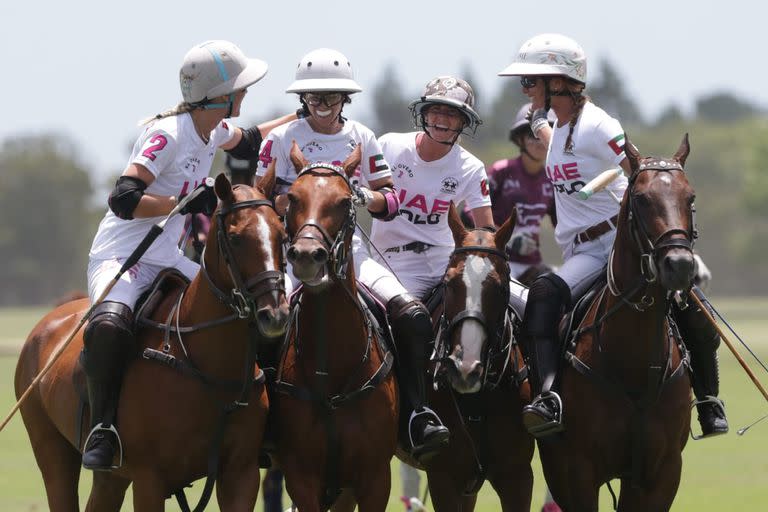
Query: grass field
1,299,766,511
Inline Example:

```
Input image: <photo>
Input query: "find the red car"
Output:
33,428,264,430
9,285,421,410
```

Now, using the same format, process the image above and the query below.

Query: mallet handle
577,168,623,200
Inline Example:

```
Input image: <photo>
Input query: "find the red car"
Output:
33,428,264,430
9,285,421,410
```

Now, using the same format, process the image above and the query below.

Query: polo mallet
0,177,215,433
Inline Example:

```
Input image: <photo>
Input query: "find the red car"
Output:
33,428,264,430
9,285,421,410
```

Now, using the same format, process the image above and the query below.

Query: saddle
135,268,191,330
559,270,608,350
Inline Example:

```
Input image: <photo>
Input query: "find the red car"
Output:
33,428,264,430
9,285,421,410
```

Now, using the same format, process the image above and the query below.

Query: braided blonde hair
562,80,588,155
138,102,197,126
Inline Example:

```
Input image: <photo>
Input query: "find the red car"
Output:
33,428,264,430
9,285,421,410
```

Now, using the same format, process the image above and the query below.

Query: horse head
284,141,361,289
203,162,290,338
617,134,697,295
435,204,515,393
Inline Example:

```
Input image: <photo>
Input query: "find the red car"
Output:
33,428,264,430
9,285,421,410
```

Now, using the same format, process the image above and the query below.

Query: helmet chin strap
203,93,235,117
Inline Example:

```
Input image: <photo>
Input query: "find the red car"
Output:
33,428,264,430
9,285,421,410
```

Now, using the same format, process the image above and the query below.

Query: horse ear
623,133,641,175
289,140,308,173
256,157,277,198
495,208,516,251
447,202,467,246
341,145,362,178
214,172,234,203
673,133,690,167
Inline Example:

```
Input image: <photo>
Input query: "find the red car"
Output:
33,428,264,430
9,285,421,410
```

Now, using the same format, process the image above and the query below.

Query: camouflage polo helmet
409,76,482,132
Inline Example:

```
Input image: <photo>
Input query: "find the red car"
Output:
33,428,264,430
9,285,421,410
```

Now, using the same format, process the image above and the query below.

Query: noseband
608,158,697,309
202,197,286,319
288,164,357,280
435,239,514,390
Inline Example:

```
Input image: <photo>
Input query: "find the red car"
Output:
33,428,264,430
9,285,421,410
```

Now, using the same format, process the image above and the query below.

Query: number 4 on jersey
259,140,274,167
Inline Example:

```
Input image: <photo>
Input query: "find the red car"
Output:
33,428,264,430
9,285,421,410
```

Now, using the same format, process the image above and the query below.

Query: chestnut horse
541,136,697,511
423,204,534,511
15,169,289,511
271,143,398,511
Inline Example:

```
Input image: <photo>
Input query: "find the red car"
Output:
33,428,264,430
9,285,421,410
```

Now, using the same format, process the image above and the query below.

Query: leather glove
506,231,538,257
352,185,375,207
179,181,217,216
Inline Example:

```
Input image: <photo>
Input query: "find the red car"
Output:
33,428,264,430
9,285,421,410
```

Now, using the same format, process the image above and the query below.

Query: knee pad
523,273,572,340
82,301,135,379
386,293,433,354
387,294,431,334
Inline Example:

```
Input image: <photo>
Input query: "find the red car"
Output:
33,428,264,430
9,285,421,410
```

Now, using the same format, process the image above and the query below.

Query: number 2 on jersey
141,134,168,161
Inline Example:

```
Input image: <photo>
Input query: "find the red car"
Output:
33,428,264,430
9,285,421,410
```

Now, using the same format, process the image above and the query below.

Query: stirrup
689,395,728,440
408,407,449,462
523,391,564,438
83,423,124,470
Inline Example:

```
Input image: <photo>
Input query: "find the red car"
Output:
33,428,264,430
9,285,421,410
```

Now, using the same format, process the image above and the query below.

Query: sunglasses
303,92,345,108
520,76,540,89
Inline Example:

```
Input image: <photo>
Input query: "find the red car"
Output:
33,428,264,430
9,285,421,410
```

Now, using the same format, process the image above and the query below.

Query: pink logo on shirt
546,162,581,182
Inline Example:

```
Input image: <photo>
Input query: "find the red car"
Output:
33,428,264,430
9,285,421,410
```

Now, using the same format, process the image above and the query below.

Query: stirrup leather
689,395,728,440
83,423,124,469
523,391,564,437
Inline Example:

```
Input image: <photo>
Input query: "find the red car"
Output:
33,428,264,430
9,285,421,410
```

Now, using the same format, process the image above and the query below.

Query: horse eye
228,233,243,246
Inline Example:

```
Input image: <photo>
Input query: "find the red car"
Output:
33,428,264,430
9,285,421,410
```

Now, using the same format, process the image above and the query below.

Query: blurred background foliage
2,58,765,305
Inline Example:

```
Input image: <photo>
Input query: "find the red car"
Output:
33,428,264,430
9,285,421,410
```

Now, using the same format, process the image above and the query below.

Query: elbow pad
225,125,263,160
108,176,147,220
370,186,400,221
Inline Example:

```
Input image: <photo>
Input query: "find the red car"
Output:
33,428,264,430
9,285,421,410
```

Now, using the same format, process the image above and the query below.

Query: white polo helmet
509,102,557,141
498,33,587,84
180,40,268,104
409,76,482,132
285,48,362,94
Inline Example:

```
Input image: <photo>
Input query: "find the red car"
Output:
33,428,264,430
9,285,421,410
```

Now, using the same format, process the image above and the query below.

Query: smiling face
302,92,347,134
422,104,466,144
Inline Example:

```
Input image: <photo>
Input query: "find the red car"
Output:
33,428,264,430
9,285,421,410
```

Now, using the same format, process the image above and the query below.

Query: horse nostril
286,246,298,262
256,307,272,324
311,247,328,263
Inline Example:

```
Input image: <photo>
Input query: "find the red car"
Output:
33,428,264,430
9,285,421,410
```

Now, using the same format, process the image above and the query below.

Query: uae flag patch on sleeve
369,154,389,173
608,134,625,155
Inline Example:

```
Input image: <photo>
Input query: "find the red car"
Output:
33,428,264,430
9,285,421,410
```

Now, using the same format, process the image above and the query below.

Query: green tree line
1,60,765,305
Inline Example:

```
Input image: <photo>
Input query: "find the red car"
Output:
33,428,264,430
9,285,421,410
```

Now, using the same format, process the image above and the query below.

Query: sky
3,1,766,183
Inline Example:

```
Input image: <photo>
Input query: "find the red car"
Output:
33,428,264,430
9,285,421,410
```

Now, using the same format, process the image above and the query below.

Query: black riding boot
388,293,450,463
520,274,571,438
675,287,728,438
81,301,135,470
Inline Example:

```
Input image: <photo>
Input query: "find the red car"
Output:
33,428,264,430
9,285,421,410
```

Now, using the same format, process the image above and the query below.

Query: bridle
607,158,697,311
434,234,516,390
201,194,286,320
288,163,357,280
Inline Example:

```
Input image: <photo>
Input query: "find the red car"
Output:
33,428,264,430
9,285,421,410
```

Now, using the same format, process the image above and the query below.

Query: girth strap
142,348,265,390
274,351,394,409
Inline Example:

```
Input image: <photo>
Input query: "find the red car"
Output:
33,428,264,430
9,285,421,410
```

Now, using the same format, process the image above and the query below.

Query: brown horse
271,143,398,511
540,136,697,511
422,204,534,511
15,169,289,511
